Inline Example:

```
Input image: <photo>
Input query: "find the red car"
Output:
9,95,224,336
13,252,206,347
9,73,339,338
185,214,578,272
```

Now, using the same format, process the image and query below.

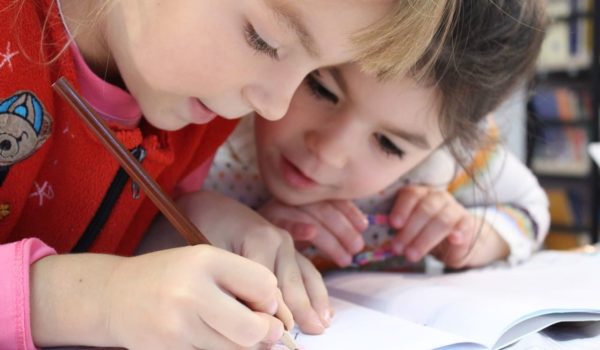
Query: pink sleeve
0,238,57,350
173,155,215,198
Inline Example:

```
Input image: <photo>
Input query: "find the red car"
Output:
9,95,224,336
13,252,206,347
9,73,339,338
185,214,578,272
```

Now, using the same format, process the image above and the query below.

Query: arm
449,144,550,264
18,238,288,349
0,239,55,350
30,245,288,349
30,246,288,349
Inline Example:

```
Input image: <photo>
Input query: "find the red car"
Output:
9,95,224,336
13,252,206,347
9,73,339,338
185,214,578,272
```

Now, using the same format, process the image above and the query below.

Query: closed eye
305,73,339,104
244,23,279,60
16,131,29,142
374,133,404,159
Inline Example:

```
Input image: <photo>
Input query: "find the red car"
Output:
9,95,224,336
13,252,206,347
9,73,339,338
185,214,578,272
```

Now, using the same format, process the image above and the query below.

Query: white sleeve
451,145,550,264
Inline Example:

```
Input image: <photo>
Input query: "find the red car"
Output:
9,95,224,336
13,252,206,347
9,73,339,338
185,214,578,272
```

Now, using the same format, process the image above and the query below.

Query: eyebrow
266,0,320,58
387,127,431,150
327,67,430,150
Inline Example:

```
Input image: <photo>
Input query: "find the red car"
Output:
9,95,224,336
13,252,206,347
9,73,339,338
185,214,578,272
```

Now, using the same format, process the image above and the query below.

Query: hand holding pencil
53,78,302,349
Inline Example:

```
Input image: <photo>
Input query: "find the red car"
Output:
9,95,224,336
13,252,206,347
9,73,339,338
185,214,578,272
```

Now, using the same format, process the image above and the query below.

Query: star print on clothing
29,181,55,206
0,41,19,74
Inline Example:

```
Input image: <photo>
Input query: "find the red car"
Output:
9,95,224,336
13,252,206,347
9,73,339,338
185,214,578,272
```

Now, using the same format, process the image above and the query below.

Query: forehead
340,64,443,142
267,0,393,63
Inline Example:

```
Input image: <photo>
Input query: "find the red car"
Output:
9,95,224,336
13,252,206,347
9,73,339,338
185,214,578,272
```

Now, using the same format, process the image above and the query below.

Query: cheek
127,10,246,95
255,121,286,170
256,100,309,143
344,162,412,198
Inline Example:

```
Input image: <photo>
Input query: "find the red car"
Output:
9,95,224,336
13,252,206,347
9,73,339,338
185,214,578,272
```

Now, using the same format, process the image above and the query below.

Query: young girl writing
0,0,456,348
199,0,549,269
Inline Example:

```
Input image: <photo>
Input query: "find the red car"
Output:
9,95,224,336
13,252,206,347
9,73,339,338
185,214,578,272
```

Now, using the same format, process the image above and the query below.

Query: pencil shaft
280,331,299,350
54,77,297,349
53,77,209,246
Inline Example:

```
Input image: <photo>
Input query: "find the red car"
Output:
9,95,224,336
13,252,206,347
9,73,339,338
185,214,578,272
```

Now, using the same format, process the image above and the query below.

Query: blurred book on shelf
546,0,591,18
537,0,593,73
529,85,592,176
544,187,591,250
544,231,591,249
528,0,599,245
546,188,586,227
530,126,589,176
530,87,592,121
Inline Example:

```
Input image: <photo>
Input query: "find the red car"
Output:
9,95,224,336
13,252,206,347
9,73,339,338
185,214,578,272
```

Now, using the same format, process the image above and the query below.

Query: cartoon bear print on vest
0,91,52,185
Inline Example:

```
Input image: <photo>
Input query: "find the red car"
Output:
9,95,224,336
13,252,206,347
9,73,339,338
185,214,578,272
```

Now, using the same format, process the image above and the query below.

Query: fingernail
451,230,463,243
266,320,284,343
405,248,420,262
339,254,352,267
320,309,331,327
352,237,364,253
267,299,278,315
310,321,326,333
392,216,404,228
359,215,369,230
308,311,326,332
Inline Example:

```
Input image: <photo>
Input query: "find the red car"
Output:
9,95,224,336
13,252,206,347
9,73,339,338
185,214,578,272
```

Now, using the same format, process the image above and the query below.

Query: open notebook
289,250,600,350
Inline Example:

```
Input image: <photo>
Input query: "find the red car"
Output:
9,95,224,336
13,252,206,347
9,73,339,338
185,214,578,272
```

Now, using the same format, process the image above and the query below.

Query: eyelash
244,23,279,60
374,133,405,159
305,74,404,159
305,74,339,104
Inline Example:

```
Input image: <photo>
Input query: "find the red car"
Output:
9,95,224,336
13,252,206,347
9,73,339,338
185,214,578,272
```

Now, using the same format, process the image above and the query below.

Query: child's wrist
466,223,510,267
30,253,124,347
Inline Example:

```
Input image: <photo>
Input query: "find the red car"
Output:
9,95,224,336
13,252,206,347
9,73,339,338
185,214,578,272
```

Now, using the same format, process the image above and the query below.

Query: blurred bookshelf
526,0,600,247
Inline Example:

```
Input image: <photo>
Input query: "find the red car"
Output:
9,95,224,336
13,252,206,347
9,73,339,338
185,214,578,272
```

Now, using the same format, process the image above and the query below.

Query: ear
32,112,53,152
0,94,21,114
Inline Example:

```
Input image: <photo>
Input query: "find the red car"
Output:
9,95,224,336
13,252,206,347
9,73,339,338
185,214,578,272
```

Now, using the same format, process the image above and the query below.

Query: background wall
494,88,527,162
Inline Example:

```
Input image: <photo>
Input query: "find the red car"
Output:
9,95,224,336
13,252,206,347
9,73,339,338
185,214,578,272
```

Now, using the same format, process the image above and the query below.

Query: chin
145,115,187,131
269,185,320,206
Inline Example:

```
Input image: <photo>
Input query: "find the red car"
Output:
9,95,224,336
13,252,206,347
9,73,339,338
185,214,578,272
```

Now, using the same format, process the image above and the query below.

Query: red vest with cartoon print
0,0,238,255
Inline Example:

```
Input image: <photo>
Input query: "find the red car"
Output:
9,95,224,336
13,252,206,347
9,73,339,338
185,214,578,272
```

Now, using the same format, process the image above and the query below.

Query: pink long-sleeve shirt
0,10,217,349
0,239,56,349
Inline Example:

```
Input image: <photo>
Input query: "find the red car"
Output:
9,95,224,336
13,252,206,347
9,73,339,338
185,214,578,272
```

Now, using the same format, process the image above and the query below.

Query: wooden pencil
53,77,298,350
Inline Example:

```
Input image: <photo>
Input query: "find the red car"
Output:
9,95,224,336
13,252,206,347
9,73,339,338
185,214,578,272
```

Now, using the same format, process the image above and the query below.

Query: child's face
106,0,392,130
255,64,444,205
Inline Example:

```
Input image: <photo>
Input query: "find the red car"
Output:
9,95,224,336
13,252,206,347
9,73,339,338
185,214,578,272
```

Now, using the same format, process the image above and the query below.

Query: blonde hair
10,0,454,80
353,0,458,80
4,0,114,65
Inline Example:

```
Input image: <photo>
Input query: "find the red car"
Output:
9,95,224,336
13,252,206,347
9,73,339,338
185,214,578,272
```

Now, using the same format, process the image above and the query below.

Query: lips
280,156,318,190
188,98,218,124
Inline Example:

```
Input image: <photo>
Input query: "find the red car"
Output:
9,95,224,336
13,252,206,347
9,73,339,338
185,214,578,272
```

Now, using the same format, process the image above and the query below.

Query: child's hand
259,199,368,267
106,246,290,349
30,247,287,349
430,218,510,268
179,191,332,334
389,185,508,268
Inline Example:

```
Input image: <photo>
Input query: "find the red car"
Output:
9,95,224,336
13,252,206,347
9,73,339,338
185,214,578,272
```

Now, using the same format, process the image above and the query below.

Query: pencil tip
280,330,299,350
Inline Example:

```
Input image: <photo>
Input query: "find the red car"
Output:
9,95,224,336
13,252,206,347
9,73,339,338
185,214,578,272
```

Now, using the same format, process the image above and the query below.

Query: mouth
188,98,218,124
280,156,318,190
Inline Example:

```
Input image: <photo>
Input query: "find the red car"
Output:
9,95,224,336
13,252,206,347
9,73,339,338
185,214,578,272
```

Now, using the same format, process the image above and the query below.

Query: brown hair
354,0,459,80
420,0,547,264
421,0,547,158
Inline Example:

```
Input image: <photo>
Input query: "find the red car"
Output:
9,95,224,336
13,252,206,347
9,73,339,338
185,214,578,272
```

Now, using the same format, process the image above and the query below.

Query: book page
292,297,479,350
324,251,600,349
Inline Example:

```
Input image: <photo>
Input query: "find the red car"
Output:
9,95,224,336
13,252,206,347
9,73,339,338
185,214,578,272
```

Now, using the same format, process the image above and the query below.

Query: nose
242,68,305,121
305,125,351,169
0,140,11,151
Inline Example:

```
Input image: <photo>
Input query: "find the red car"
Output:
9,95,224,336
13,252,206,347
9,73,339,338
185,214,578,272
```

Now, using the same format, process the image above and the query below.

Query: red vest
0,0,238,255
